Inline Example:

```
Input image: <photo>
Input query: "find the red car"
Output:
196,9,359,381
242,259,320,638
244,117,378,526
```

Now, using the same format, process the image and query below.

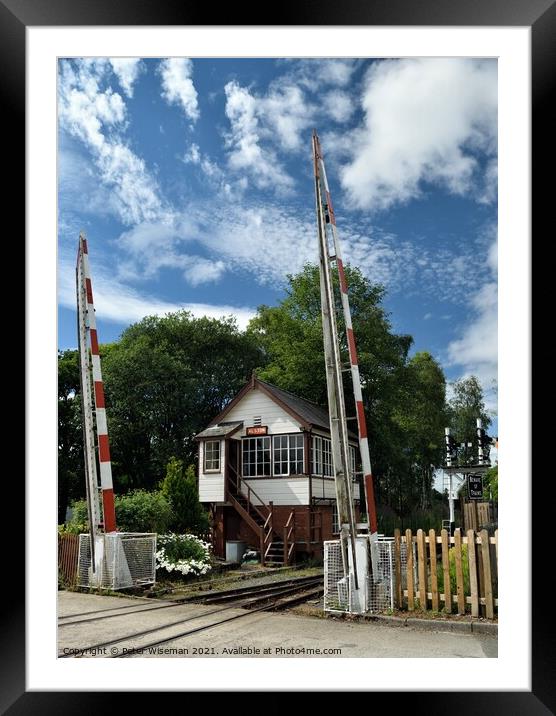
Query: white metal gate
367,538,394,613
325,535,412,614
324,540,354,612
77,533,157,590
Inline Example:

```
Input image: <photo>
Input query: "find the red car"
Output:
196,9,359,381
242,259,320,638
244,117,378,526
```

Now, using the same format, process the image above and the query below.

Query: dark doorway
224,507,241,541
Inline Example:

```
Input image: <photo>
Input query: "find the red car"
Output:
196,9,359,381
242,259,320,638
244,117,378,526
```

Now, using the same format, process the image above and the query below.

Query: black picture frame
11,0,550,710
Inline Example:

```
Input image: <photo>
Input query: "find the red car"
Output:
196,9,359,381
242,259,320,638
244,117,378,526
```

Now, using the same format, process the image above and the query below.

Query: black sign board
467,474,483,500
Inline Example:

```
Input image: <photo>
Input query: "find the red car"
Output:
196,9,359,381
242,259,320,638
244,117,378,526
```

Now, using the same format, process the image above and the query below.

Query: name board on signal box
246,426,268,436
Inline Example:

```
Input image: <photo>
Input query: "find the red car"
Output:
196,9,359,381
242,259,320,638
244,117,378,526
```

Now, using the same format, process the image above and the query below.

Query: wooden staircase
227,462,292,567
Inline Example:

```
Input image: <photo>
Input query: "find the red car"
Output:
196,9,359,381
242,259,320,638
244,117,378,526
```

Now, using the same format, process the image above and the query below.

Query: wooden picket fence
462,501,495,531
393,527,498,618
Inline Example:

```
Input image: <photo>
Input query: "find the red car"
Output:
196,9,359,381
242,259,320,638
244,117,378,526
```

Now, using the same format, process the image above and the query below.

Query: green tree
58,350,85,523
483,464,498,501
448,375,491,441
101,311,263,491
447,376,491,465
248,264,412,408
392,352,448,511
161,457,209,534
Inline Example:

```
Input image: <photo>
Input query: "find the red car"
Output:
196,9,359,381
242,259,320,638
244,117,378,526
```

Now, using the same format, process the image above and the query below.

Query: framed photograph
13,0,548,708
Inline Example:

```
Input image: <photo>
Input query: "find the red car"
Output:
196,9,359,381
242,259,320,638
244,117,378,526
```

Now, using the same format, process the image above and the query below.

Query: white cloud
174,203,428,293
448,282,497,373
340,59,498,211
315,59,358,87
200,205,317,283
479,158,498,204
323,89,355,124
118,221,178,258
58,59,164,226
318,129,359,171
110,196,495,303
183,143,201,164
223,75,318,160
261,82,315,152
221,63,359,193
96,143,164,225
58,253,253,328
183,257,226,286
116,219,226,286
109,202,315,288
289,59,358,91
159,58,200,123
181,143,236,195
58,60,125,150
224,81,294,192
109,58,143,97
447,235,498,412
487,233,498,272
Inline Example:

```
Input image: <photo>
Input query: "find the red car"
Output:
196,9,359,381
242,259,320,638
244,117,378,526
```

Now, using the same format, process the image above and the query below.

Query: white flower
155,532,212,576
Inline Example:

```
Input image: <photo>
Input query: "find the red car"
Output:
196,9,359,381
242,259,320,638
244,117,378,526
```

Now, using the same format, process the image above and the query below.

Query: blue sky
57,57,498,424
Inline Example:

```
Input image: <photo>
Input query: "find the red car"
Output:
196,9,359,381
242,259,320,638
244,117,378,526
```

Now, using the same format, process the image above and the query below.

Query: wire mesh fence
77,533,157,590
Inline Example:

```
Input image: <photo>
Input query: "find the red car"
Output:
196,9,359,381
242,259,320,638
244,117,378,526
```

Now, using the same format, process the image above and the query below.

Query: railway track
59,598,178,620
59,598,184,626
185,574,321,604
58,574,321,626
59,575,323,658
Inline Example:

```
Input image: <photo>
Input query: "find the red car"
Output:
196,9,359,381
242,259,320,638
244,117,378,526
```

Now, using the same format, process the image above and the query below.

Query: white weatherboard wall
241,477,310,506
225,388,301,435
198,439,225,502
312,477,338,500
312,478,361,501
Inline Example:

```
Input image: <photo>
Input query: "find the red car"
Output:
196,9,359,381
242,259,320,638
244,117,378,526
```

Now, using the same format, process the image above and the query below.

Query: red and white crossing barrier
76,234,117,534
313,132,378,536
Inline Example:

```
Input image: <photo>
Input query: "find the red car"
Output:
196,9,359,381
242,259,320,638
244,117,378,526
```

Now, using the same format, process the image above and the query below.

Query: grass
436,544,470,596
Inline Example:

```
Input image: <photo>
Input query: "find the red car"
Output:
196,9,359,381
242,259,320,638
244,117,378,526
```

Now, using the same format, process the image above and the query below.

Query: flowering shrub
156,533,212,577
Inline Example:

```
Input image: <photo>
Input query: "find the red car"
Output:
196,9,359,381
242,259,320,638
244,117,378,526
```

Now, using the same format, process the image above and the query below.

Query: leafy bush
58,521,86,535
156,533,212,577
161,458,210,535
66,499,89,529
115,490,174,532
66,489,174,534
